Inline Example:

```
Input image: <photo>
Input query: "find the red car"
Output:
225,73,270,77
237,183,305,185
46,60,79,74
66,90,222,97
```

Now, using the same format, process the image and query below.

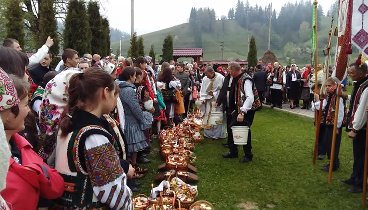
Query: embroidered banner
352,0,368,56
335,0,353,81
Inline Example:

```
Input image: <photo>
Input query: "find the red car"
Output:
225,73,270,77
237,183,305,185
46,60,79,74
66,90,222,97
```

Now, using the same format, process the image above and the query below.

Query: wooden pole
324,17,334,80
328,85,341,183
313,0,320,165
362,121,368,209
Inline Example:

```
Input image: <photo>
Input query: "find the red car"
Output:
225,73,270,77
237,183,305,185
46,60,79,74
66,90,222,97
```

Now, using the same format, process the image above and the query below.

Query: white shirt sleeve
55,60,64,72
353,88,368,131
199,77,209,100
85,134,133,210
311,99,326,111
337,98,344,128
213,74,224,99
240,80,254,113
28,45,49,68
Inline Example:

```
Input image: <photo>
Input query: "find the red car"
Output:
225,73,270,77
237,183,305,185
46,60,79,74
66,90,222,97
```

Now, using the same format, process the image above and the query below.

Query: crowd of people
0,34,368,210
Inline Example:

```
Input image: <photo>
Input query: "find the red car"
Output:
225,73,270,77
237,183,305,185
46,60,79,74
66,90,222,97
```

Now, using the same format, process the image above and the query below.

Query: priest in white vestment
199,66,226,139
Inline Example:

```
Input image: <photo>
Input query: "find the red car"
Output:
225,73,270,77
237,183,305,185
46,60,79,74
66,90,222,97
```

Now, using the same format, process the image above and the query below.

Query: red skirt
154,109,167,122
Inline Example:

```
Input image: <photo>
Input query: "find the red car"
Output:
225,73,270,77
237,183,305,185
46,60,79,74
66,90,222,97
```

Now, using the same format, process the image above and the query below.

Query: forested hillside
113,0,343,64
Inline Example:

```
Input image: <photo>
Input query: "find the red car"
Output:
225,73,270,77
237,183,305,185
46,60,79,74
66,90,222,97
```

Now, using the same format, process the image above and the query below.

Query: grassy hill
112,17,338,65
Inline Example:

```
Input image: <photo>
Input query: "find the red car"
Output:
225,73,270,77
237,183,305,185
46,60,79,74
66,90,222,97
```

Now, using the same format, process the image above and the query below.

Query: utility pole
119,38,122,56
268,3,272,50
220,41,224,60
131,0,134,37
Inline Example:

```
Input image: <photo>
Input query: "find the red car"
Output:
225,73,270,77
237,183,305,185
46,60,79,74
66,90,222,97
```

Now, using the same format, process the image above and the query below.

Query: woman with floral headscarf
0,68,64,210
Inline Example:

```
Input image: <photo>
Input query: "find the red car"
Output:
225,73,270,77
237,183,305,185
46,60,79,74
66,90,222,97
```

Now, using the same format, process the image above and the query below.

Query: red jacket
0,134,64,210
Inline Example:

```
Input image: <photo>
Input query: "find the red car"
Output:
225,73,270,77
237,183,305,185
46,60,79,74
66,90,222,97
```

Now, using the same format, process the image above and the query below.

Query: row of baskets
133,114,214,210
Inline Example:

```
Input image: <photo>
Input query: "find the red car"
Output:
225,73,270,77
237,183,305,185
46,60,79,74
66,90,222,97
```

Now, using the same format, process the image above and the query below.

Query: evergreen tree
188,7,202,47
128,32,138,58
64,0,91,55
39,0,59,56
149,44,156,64
5,0,24,47
137,36,145,56
228,8,235,19
101,17,110,56
235,0,245,27
247,36,258,67
162,35,173,62
115,48,120,57
87,1,102,54
189,7,197,25
0,0,9,42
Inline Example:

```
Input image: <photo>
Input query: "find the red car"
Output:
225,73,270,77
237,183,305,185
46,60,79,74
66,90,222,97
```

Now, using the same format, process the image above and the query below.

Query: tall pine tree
247,36,258,67
64,0,91,55
128,32,138,58
5,0,24,47
228,8,235,19
101,17,110,56
162,35,173,62
39,0,59,56
137,36,145,56
87,1,102,54
149,44,156,64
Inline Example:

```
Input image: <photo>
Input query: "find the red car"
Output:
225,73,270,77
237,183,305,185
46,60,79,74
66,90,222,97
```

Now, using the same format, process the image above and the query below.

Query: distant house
173,48,203,63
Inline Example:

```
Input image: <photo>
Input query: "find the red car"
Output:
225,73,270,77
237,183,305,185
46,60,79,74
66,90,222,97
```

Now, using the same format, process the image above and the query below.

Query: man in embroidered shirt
217,62,255,163
343,62,368,193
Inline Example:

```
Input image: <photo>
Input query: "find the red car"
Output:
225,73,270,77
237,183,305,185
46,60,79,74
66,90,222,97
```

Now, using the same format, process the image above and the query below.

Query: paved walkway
264,104,314,118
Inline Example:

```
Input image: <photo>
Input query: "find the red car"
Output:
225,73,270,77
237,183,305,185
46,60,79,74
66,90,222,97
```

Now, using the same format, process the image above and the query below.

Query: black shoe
278,105,282,109
348,185,362,193
137,156,151,164
270,105,274,108
222,143,229,148
222,152,238,158
342,178,355,185
240,156,252,163
322,164,339,172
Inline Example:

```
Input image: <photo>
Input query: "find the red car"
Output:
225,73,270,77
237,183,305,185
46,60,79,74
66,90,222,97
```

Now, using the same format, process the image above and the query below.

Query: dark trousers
227,110,255,157
318,124,327,156
258,90,265,103
323,125,342,167
271,88,283,107
350,129,366,187
183,93,190,116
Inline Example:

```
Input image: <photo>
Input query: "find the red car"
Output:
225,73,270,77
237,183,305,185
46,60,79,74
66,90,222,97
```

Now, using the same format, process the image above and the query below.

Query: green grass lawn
137,108,360,210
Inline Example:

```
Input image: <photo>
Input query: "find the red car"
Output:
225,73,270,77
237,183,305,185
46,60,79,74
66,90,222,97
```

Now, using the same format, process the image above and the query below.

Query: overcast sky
100,0,334,35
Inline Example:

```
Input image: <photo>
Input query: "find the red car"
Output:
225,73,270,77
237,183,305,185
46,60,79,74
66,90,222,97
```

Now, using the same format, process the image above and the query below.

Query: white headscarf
0,117,10,191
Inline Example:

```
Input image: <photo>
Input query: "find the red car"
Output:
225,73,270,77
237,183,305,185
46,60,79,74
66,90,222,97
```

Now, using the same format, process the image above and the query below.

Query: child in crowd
312,77,345,171
137,85,155,137
155,82,167,135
